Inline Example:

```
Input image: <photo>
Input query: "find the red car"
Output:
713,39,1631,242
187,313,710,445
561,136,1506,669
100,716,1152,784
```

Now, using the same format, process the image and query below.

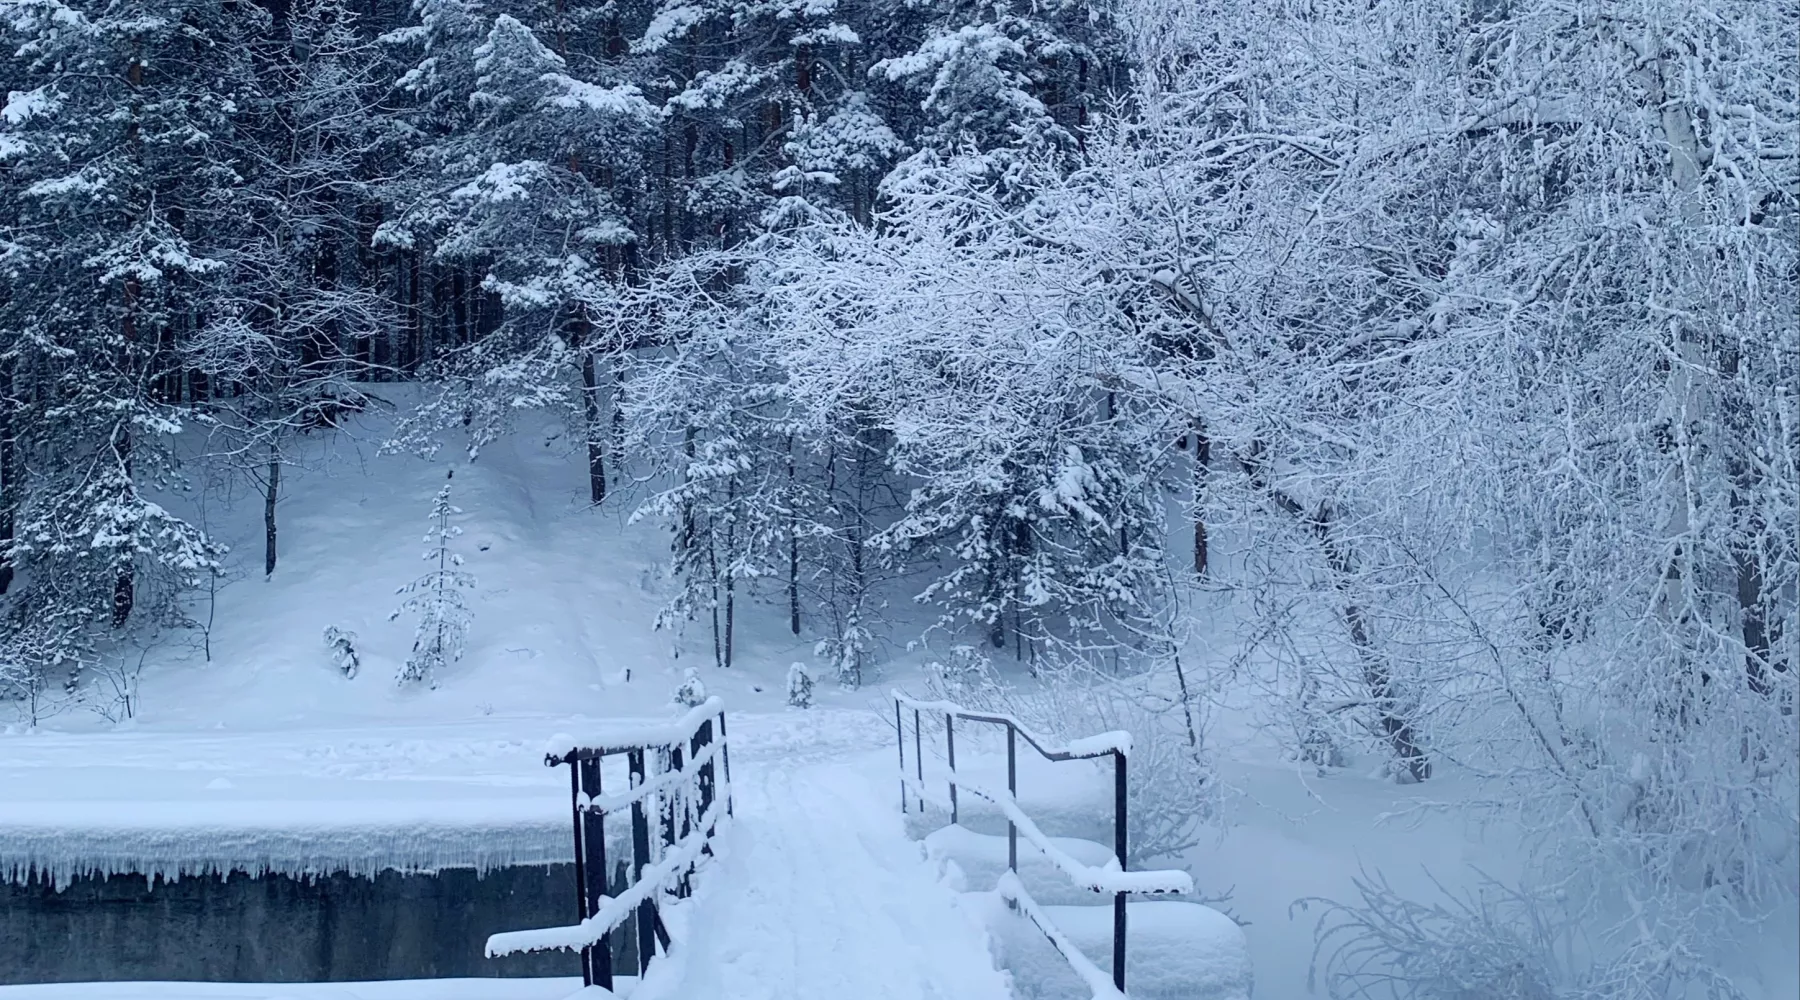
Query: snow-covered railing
484,697,730,993
894,691,1188,996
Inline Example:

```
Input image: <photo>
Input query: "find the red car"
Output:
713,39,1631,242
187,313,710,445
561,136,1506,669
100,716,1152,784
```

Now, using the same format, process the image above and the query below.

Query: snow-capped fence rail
893,692,1192,998
484,697,731,993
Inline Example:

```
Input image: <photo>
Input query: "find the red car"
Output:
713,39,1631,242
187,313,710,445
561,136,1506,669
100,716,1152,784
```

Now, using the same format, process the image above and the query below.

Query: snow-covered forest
1,0,1796,995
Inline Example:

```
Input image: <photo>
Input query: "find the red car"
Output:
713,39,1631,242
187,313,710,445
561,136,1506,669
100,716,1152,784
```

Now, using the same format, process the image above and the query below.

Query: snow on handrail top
541,696,725,759
891,690,1131,759
584,740,723,815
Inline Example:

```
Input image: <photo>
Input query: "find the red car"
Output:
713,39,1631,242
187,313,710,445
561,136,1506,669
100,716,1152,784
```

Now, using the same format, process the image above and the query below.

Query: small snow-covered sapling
390,476,475,687
673,667,707,707
323,626,360,679
786,662,813,708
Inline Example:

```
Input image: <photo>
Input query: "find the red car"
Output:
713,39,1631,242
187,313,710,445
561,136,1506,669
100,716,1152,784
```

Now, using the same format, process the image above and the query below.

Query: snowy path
636,749,1014,1000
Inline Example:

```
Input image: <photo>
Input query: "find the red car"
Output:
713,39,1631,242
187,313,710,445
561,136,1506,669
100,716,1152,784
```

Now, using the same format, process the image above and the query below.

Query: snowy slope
120,395,851,730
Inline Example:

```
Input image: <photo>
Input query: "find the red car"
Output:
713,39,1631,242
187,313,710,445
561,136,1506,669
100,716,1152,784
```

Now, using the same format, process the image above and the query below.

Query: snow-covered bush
672,667,707,708
1027,668,1215,866
1308,872,1565,1000
0,591,94,727
1309,867,1754,1000
1,654,69,730
925,645,1005,707
323,626,360,679
390,478,475,687
89,649,147,723
785,662,813,708
930,651,1215,867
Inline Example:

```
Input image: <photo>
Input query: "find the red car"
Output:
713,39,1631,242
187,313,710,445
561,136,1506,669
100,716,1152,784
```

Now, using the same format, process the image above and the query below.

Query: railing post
663,744,681,857
578,755,612,991
946,713,958,825
665,742,689,895
628,749,658,973
1006,725,1018,873
1113,751,1127,994
693,718,714,828
498,707,733,979
717,710,734,817
896,699,906,814
611,859,633,973
566,759,591,989
913,708,924,814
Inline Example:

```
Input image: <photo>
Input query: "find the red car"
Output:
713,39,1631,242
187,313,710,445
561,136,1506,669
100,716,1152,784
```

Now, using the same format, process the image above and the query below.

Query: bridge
486,695,1251,1000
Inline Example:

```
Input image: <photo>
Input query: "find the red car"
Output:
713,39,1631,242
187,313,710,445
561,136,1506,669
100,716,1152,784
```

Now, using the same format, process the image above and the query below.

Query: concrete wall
0,865,588,984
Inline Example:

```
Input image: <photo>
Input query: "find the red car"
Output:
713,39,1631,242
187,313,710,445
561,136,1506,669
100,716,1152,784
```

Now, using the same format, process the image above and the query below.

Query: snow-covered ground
4,403,1790,1000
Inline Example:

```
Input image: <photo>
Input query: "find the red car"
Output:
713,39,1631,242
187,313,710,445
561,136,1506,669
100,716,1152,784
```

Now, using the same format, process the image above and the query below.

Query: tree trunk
0,355,15,596
1639,39,1708,668
1192,419,1210,577
611,364,626,477
1240,447,1430,781
115,51,144,628
679,426,697,554
112,562,136,629
112,276,139,630
452,268,468,348
1721,349,1782,696
788,436,800,635
406,250,422,372
1316,503,1430,782
723,478,737,669
707,531,722,670
582,350,606,505
264,441,281,578
724,574,736,670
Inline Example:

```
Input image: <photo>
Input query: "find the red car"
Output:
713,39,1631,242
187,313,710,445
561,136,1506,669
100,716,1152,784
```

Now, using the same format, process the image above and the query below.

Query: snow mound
981,894,1251,1000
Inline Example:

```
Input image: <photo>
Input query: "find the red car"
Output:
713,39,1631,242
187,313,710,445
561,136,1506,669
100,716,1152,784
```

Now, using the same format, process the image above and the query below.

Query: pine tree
390,477,475,686
785,661,813,708
870,0,1123,195
380,5,654,494
0,0,241,684
634,0,901,236
192,0,392,579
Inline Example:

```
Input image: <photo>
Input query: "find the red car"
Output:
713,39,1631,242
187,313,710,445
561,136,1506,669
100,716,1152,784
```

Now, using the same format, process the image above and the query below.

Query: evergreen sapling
323,626,360,679
785,661,813,709
390,477,475,687
673,666,707,707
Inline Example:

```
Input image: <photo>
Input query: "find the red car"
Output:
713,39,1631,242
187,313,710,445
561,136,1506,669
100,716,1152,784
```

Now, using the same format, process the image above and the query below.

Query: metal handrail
486,702,731,992
893,691,1151,995
892,696,1127,762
